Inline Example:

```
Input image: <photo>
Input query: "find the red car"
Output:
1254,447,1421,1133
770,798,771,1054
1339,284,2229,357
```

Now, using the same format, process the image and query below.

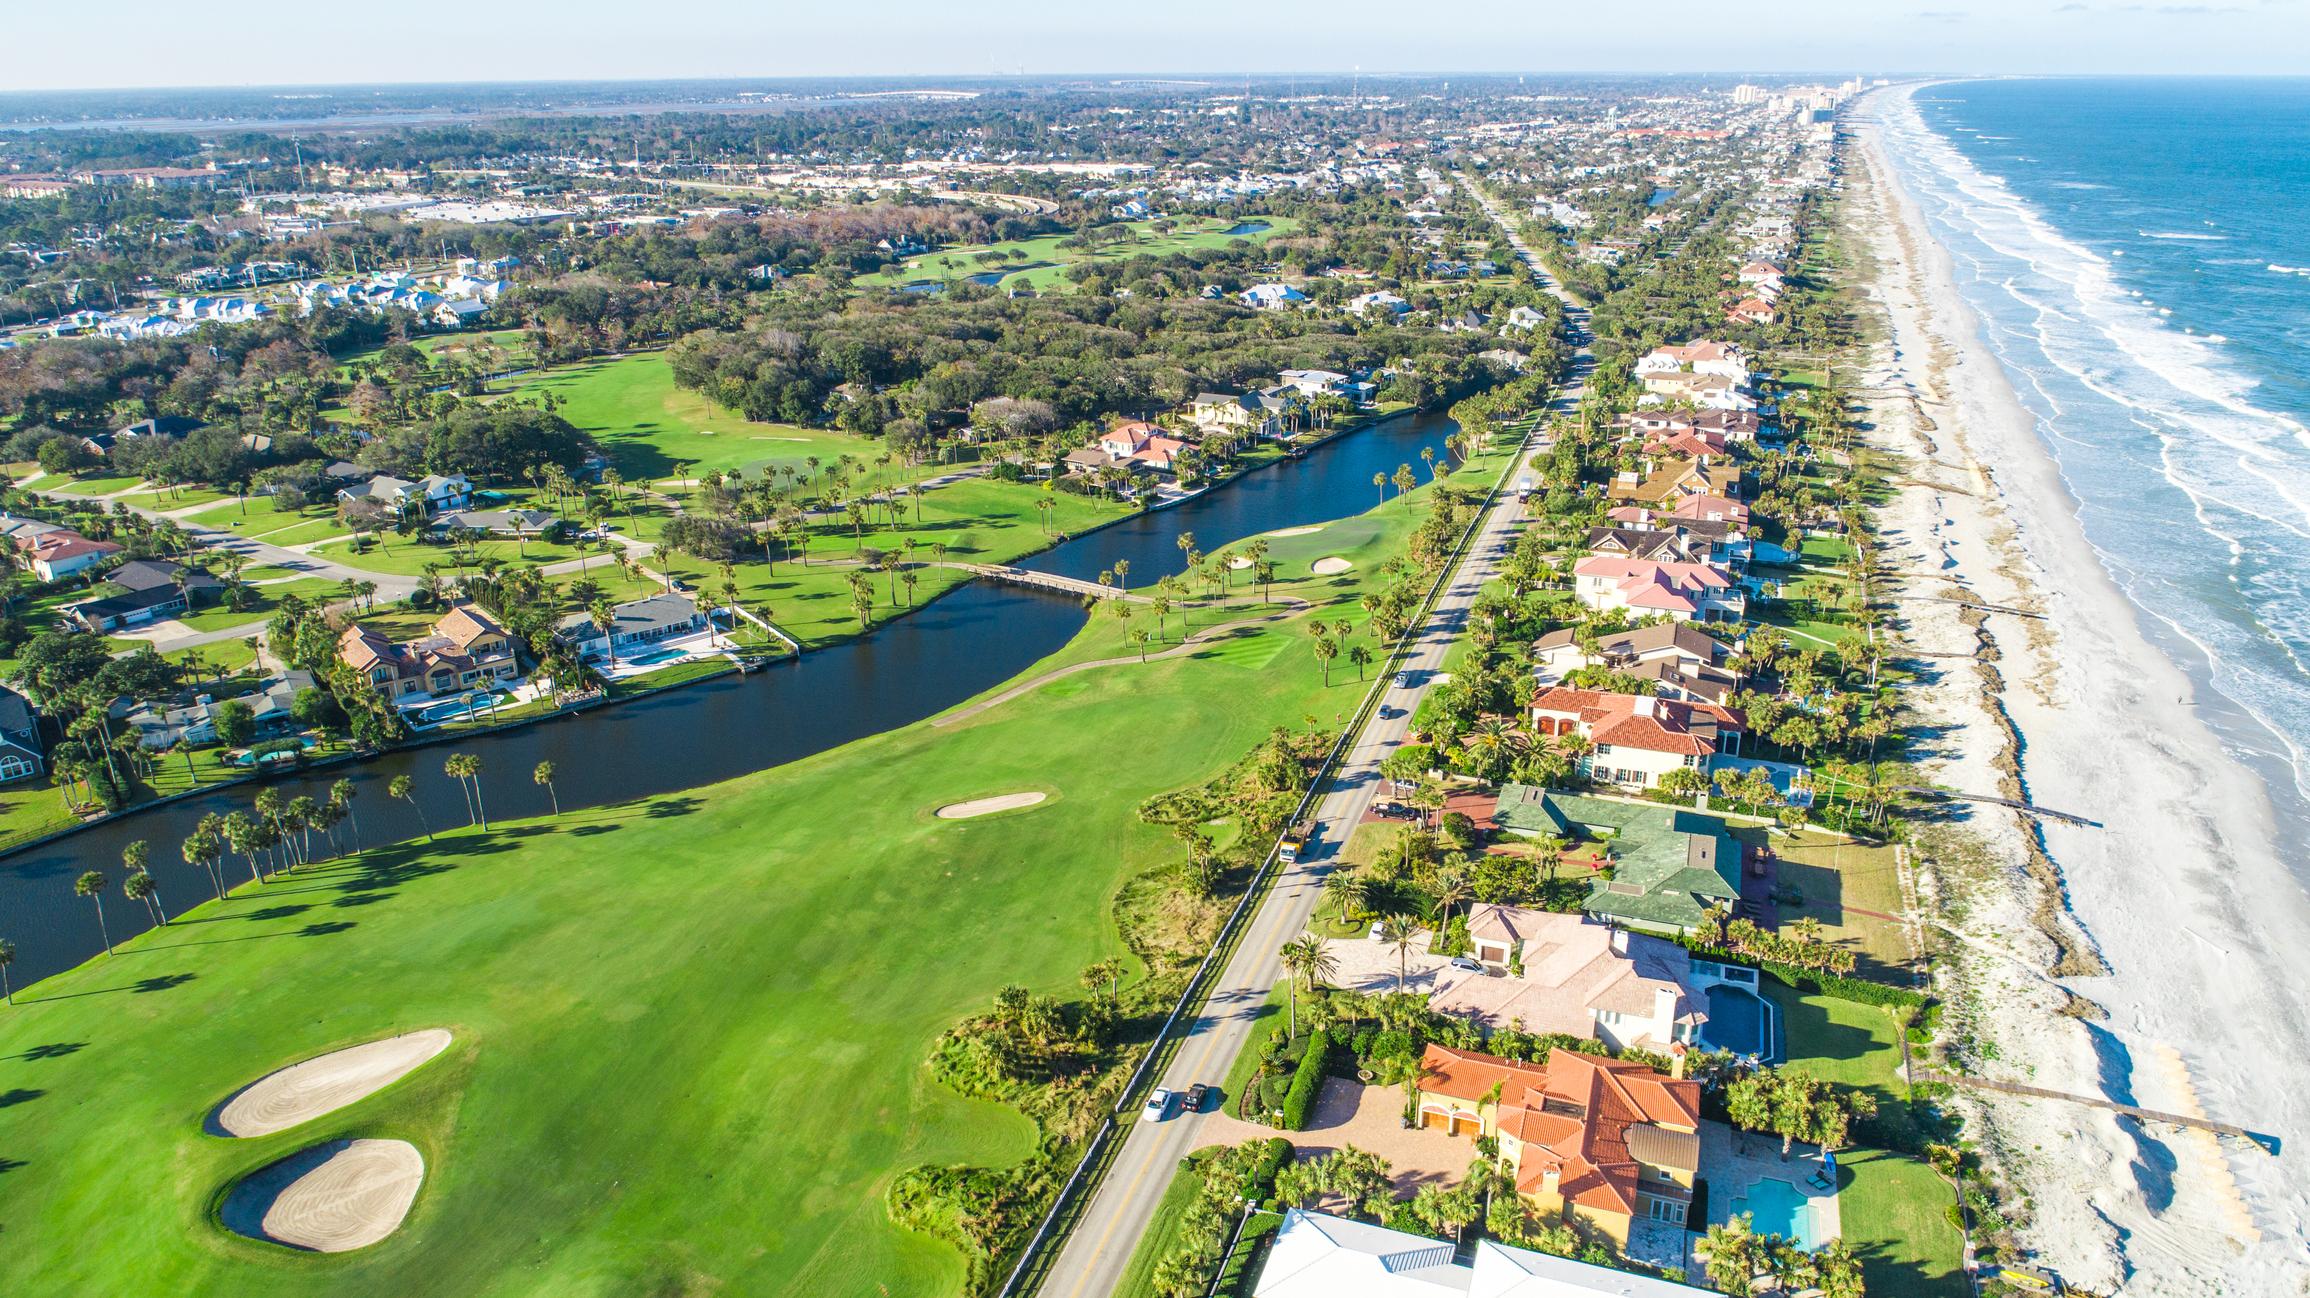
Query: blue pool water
1733,1178,1815,1248
624,647,689,667
1701,984,1777,1060
413,692,504,723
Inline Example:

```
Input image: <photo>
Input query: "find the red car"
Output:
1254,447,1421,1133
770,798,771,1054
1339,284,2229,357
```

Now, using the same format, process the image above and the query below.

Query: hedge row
1280,1029,1330,1131
1685,942,1930,1011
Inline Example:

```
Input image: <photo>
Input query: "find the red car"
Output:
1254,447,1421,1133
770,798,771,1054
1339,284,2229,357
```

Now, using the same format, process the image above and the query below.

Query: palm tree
1381,914,1421,991
588,597,620,668
1323,871,1368,926
1277,933,1337,1039
221,811,264,886
445,754,488,829
534,760,559,815
76,869,112,955
389,774,432,841
330,778,361,852
1431,873,1471,932
0,937,14,1006
126,870,164,926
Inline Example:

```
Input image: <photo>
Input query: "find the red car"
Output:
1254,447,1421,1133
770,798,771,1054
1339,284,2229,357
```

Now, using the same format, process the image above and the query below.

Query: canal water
0,413,1455,983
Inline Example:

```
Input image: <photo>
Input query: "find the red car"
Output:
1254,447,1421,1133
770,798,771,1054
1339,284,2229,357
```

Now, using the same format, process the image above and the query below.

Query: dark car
1186,1083,1212,1112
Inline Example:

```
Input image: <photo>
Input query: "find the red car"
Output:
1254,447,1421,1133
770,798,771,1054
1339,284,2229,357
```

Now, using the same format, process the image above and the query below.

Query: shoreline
1854,86,2306,1292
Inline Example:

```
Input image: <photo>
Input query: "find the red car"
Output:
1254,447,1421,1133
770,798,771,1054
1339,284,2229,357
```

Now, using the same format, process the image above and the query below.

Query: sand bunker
935,792,1048,819
1311,557,1354,574
215,1030,452,1138
1266,525,1324,537
1228,556,1255,569
224,1139,424,1253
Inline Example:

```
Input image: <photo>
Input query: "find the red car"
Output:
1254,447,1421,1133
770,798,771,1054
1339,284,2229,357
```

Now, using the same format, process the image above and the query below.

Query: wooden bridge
1914,1070,2280,1156
943,563,1149,602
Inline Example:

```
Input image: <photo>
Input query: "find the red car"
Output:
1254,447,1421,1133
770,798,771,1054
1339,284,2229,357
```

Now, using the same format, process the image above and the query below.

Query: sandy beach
1852,88,2310,1293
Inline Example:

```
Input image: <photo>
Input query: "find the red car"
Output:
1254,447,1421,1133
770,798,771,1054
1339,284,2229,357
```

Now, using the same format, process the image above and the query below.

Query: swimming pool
1732,1177,1816,1248
1702,983,1779,1060
412,692,505,724
623,646,690,667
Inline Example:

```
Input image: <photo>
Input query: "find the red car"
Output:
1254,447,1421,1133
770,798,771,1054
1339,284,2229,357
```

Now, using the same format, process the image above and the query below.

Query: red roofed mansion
1530,686,1745,790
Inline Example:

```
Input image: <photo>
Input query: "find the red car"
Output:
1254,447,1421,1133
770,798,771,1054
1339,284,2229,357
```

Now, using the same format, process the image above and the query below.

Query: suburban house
1240,283,1308,310
1505,305,1548,331
1413,1043,1703,1245
0,686,44,784
1495,789,1743,935
1429,906,1708,1051
335,472,473,516
338,602,519,699
1277,368,1352,397
1635,339,1750,383
82,414,204,458
432,507,562,538
1534,623,1739,704
1606,457,1743,508
1254,1211,1713,1297
60,558,223,632
1726,298,1777,326
554,592,708,663
1571,556,1744,624
1189,391,1277,437
1098,422,1189,472
1529,686,1745,788
1621,407,1762,445
1346,290,1411,318
21,530,124,582
119,670,317,749
1637,370,1756,412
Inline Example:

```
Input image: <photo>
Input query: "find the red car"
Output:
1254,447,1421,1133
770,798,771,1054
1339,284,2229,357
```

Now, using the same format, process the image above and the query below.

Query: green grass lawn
182,501,349,548
502,352,889,485
1837,1147,1967,1298
854,216,1299,294
1771,831,1912,977
57,473,143,496
0,486,1418,1297
168,580,344,634
1114,1150,1217,1298
117,485,232,512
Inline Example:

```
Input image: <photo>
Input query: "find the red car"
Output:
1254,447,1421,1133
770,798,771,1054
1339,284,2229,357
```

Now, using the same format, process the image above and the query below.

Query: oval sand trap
216,1030,452,1138
1311,557,1354,574
1266,525,1324,537
225,1139,424,1253
936,792,1048,819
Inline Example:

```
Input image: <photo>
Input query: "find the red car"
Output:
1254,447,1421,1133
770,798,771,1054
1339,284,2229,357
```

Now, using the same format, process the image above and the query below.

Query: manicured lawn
0,774,80,851
0,491,1415,1296
502,352,884,484
183,501,349,548
117,485,231,512
1837,1147,1968,1298
1771,831,1912,976
168,634,259,675
58,473,142,496
855,216,1298,294
310,532,590,578
171,579,344,633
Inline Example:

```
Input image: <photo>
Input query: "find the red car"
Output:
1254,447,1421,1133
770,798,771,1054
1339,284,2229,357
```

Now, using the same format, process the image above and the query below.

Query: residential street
1037,219,1593,1298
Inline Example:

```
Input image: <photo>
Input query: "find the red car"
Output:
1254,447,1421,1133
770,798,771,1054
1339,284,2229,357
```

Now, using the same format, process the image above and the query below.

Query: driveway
1190,1078,1476,1197
1325,928,1454,997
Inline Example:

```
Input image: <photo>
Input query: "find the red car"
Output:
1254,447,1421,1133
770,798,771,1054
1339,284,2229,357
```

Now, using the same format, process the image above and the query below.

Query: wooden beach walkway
1914,1069,2280,1156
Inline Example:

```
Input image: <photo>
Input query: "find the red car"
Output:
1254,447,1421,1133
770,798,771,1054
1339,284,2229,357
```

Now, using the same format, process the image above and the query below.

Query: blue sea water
1881,78,2310,837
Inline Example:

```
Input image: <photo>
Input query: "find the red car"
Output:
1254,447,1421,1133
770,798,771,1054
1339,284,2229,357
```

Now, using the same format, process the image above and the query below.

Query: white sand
1227,556,1254,569
1859,91,2305,1291
256,1139,424,1252
216,1030,453,1138
935,791,1048,819
1265,525,1324,537
1310,557,1353,575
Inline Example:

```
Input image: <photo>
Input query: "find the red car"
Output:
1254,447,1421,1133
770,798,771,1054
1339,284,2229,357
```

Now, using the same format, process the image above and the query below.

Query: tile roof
1419,1044,1699,1217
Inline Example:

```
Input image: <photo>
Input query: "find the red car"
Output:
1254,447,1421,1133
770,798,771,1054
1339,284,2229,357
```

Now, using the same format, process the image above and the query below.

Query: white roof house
1255,1211,1716,1298
1241,283,1309,309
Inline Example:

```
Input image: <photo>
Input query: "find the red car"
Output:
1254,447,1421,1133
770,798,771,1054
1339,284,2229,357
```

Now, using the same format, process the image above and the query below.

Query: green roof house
1494,787,1741,935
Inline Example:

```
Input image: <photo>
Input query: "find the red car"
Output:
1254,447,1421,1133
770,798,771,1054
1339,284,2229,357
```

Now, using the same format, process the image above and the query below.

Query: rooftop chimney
1631,695,1658,718
1610,927,1630,956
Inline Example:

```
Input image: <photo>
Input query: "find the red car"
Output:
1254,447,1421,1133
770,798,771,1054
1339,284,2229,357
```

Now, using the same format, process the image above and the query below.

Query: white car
1140,1087,1178,1123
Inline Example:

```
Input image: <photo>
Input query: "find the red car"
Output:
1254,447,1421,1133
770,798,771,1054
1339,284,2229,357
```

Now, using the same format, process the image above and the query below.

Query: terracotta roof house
1414,1043,1702,1246
1571,556,1743,624
1493,789,1741,935
1431,906,1708,1051
1529,686,1744,790
338,602,518,699
1665,493,1749,526
24,532,124,582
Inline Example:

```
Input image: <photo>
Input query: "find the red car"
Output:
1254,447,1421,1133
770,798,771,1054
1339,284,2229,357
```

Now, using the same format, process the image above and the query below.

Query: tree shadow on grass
9,1041,85,1062
0,1155,24,1176
0,1088,42,1109
25,972,196,1003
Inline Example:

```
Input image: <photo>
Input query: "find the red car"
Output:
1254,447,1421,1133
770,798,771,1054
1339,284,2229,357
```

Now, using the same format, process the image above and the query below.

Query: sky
6,0,2307,91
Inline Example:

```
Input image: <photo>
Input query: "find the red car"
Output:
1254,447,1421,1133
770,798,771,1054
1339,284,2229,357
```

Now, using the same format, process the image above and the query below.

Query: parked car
1140,1087,1177,1123
1449,956,1485,973
1186,1083,1211,1112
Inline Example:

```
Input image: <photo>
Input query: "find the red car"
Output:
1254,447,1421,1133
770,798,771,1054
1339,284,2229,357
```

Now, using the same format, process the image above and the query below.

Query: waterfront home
1413,1043,1701,1245
1277,368,1351,397
1430,907,1708,1051
338,602,519,698
1571,556,1744,624
1095,422,1189,473
119,670,316,749
1188,391,1289,438
1637,370,1757,412
1495,789,1743,936
21,531,124,582
1254,1212,1712,1297
1529,686,1745,790
1726,298,1776,326
60,559,223,631
1665,493,1749,526
1534,623,1739,705
0,686,44,784
1635,339,1750,383
1607,458,1743,508
554,592,708,664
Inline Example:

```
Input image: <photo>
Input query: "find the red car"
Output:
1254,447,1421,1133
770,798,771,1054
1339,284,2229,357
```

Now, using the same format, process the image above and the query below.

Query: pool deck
1702,1118,1843,1244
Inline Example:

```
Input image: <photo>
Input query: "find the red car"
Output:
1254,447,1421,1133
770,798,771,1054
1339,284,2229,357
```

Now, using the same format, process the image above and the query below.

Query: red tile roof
1420,1044,1699,1216
1529,687,1743,756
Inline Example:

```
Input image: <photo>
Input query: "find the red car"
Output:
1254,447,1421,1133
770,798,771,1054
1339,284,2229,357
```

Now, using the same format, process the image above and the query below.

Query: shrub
1280,1028,1330,1131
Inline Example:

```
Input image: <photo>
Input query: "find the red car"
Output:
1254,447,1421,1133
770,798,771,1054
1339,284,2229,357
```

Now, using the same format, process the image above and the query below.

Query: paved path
1034,179,1594,1298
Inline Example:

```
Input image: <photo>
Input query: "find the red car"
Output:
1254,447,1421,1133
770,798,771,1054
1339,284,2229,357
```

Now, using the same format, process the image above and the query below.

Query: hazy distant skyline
8,0,2307,92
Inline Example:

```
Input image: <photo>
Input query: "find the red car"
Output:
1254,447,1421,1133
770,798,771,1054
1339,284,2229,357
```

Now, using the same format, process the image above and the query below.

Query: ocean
1879,78,2310,866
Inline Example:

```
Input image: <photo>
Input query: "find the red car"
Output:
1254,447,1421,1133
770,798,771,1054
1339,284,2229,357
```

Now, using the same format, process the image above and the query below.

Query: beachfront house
1572,556,1744,624
1529,686,1745,790
1495,788,1742,936
338,602,519,699
1413,1043,1702,1245
1534,622,1739,704
1430,906,1708,1051
554,592,708,664
1253,1211,1713,1298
